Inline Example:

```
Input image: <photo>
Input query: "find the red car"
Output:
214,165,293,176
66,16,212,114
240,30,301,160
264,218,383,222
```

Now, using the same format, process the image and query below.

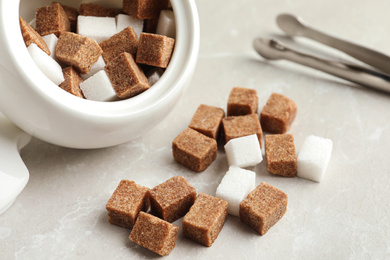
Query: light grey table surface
2,0,390,259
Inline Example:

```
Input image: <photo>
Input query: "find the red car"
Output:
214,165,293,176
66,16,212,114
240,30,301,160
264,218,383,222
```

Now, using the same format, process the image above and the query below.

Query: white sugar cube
80,70,117,101
156,10,176,39
42,34,59,62
224,134,263,168
216,166,256,216
81,56,106,80
27,43,64,85
116,14,144,38
147,68,164,86
77,16,116,43
297,135,333,182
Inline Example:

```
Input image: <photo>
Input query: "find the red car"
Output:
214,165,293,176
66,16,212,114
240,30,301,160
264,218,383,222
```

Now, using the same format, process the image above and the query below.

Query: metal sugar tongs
253,14,390,93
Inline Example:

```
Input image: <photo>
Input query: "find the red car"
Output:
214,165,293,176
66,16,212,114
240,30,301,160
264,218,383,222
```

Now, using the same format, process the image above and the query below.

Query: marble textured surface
2,0,390,259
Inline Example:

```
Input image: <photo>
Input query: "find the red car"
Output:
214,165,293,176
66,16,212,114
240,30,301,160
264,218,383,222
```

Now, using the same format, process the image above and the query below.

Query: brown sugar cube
123,0,169,19
56,32,103,74
182,193,228,247
172,128,218,172
189,104,225,139
59,4,79,32
35,3,70,37
99,27,138,64
222,114,263,147
240,182,288,235
265,134,297,177
59,66,84,98
106,180,150,229
105,52,150,99
79,3,120,17
149,176,197,223
129,212,179,256
260,93,297,134
227,87,258,116
19,17,51,55
136,33,175,68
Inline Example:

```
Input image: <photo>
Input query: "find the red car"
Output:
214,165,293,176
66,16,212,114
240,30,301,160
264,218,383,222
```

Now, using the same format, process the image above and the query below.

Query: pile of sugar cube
19,1,176,101
107,177,226,255
172,87,333,182
106,87,332,255
106,175,287,255
170,87,333,232
104,86,334,256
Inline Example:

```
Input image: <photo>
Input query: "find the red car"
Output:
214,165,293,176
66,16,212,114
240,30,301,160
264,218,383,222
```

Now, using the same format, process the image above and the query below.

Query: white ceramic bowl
0,0,199,148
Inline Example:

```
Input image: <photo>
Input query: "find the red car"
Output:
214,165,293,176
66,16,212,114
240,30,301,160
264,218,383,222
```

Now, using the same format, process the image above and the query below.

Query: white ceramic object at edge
0,113,30,216
0,0,200,149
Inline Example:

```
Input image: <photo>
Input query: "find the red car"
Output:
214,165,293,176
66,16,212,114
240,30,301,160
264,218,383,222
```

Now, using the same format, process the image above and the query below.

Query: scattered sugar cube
172,128,217,172
260,93,297,134
27,43,64,85
146,68,164,86
80,56,106,80
56,32,103,74
182,193,228,247
59,66,84,98
77,16,117,43
188,104,225,139
106,180,150,229
79,3,118,17
215,166,256,216
222,114,263,147
265,134,297,177
136,33,175,68
227,87,258,116
19,17,51,55
224,134,263,168
123,0,169,19
129,212,179,256
42,34,59,62
297,135,333,182
99,27,138,64
79,70,117,101
149,176,196,223
156,10,176,38
35,3,70,37
105,52,150,99
116,14,144,38
240,182,288,235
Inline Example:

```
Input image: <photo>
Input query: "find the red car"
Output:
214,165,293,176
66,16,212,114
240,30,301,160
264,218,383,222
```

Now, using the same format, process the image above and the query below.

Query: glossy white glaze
0,113,30,216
